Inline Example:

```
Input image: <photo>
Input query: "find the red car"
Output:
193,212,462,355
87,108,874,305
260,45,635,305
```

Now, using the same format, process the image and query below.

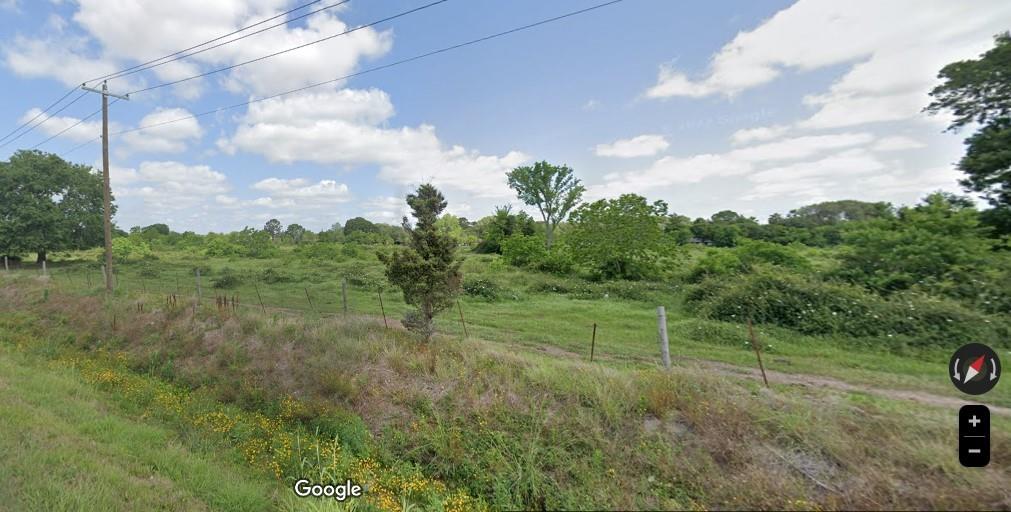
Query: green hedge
685,269,1008,349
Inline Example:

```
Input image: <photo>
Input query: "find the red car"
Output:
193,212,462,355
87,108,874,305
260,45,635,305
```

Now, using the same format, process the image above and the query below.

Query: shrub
211,268,242,289
685,269,1006,349
688,249,745,282
337,261,387,291
500,234,546,268
112,236,154,262
261,267,295,284
535,246,576,275
462,278,503,301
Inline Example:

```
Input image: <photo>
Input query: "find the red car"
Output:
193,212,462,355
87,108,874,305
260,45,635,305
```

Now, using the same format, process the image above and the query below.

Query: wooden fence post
305,287,317,314
590,322,597,362
748,318,770,388
41,259,47,276
378,289,388,329
657,306,671,371
253,281,267,315
101,264,107,285
457,300,468,339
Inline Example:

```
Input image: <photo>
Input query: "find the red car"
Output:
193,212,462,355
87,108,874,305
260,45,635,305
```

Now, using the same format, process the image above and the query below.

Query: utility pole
81,81,129,293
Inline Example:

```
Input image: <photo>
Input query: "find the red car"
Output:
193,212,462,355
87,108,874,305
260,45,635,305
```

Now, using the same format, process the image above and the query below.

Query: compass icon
949,343,1001,395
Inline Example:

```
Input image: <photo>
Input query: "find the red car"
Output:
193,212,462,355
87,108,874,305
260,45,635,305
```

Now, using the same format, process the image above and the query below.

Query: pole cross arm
81,84,131,101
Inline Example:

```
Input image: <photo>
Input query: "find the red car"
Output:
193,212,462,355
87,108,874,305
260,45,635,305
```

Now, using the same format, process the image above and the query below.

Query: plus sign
969,415,981,427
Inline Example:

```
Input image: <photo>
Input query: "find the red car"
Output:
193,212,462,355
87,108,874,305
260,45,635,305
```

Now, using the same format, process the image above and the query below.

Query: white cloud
122,108,202,154
727,132,873,163
19,108,117,143
731,125,789,145
644,0,1011,134
594,134,669,158
221,88,530,198
872,135,927,152
5,1,391,98
250,177,352,209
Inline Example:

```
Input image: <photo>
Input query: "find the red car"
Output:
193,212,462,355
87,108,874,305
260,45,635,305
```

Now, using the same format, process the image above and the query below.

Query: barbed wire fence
1,260,716,371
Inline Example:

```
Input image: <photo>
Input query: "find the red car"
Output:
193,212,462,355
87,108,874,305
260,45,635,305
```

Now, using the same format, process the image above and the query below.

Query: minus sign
968,449,981,454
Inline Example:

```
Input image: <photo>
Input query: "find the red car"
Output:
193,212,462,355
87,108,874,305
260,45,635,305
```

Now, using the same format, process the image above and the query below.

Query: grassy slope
0,344,280,511
3,275,1010,510
28,246,1011,410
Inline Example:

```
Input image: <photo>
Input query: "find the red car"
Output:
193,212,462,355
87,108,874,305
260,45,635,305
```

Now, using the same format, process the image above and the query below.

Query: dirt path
692,358,1011,416
521,343,1011,416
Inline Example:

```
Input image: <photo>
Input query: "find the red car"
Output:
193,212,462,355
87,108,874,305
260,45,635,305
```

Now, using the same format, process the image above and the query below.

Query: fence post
253,281,267,315
101,264,107,285
41,259,47,276
590,322,597,362
378,289,388,329
657,306,671,371
305,287,317,314
457,300,468,339
341,278,348,316
3,255,7,273
748,318,770,388
195,268,202,302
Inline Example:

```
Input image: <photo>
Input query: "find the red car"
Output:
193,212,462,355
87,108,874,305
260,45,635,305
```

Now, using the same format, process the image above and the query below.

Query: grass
2,274,1010,510
19,246,1011,410
0,343,280,511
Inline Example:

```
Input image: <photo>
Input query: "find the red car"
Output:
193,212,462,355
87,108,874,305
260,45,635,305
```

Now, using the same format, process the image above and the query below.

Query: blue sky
1,0,1009,233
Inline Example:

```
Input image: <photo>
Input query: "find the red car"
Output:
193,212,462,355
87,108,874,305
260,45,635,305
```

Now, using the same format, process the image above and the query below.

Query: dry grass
4,278,1011,510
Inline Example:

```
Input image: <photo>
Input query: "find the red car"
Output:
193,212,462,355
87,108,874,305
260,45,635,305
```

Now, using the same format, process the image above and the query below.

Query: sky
1,0,1010,233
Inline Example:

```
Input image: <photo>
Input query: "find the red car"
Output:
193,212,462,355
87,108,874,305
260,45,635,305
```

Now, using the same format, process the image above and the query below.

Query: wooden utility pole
81,81,128,293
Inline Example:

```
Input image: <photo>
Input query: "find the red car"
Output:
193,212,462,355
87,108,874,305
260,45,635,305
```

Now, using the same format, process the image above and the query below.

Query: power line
60,0,624,157
34,99,125,151
92,0,350,85
0,85,80,145
4,0,341,149
0,90,90,151
125,0,450,96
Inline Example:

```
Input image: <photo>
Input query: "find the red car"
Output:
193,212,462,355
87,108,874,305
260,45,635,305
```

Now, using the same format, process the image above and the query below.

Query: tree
435,214,477,247
506,161,585,249
0,150,108,262
927,32,1011,209
318,222,344,243
473,206,536,254
567,194,669,279
343,216,378,236
378,184,462,342
264,219,282,241
284,223,306,244
836,192,993,293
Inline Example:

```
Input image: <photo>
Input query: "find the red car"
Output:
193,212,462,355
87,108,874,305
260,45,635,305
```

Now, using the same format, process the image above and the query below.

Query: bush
211,268,242,289
337,261,387,291
685,269,1006,350
688,249,745,282
462,278,503,301
112,237,154,262
261,267,295,284
501,234,546,268
294,243,346,262
535,247,576,275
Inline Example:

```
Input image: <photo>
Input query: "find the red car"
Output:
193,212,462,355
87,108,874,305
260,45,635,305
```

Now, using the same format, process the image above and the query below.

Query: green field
17,246,1011,411
2,242,1010,510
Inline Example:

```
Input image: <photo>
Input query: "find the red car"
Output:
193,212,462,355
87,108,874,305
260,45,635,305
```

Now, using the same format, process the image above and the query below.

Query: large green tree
378,184,462,341
836,193,993,293
0,150,108,262
506,161,584,249
927,32,1011,214
263,219,282,241
567,194,669,279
